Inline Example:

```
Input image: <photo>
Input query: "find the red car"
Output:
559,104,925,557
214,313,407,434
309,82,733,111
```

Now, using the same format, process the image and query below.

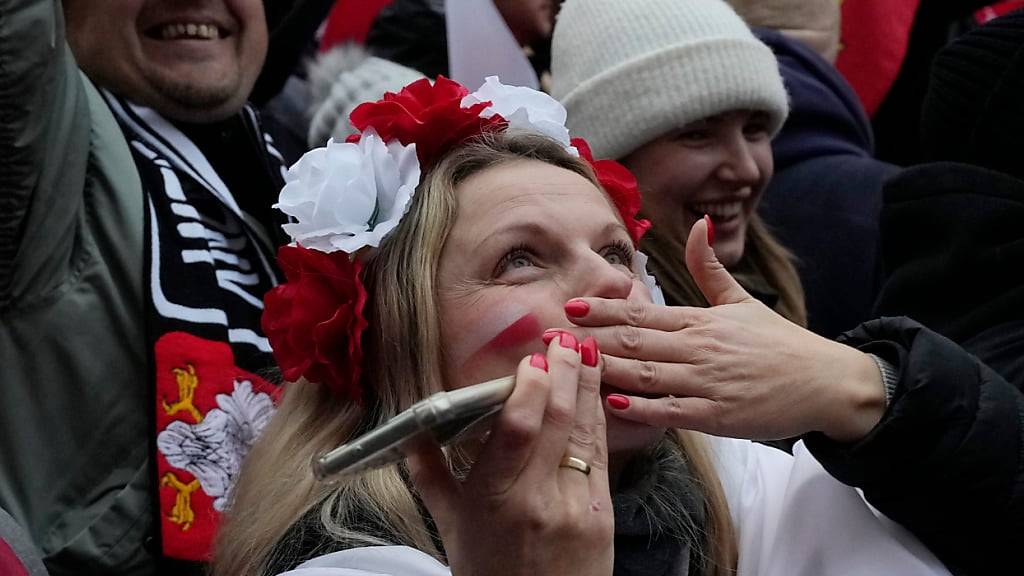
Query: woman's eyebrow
478,221,554,248
477,220,630,249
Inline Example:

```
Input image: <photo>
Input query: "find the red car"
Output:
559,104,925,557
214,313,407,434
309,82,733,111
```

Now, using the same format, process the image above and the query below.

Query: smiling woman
62,0,268,121
552,0,807,326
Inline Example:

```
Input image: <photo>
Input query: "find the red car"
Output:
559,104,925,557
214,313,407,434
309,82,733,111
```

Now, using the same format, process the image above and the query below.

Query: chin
606,412,665,455
713,239,745,269
151,79,248,122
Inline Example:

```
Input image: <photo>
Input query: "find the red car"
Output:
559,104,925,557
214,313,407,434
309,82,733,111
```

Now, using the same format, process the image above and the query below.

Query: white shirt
278,438,951,576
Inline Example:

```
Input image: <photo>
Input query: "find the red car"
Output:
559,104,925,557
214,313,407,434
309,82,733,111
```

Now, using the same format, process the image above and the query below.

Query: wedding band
558,456,591,476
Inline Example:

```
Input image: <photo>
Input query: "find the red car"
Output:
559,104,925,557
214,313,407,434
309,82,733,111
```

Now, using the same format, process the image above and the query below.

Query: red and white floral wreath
262,76,663,402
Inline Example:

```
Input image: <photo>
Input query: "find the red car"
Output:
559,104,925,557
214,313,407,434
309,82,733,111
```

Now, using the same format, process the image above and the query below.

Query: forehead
451,160,620,237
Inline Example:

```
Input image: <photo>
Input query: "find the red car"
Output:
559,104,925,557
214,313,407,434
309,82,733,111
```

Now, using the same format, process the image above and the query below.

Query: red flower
348,76,507,168
262,245,369,401
572,138,652,245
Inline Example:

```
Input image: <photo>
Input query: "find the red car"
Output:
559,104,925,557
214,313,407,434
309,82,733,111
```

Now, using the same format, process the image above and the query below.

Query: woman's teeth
160,23,221,40
691,201,742,219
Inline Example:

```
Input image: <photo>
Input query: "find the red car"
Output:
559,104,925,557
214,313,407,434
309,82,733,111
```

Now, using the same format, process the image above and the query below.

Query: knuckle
636,360,659,391
664,396,687,417
550,350,581,371
544,400,575,428
523,503,554,532
576,371,601,394
498,414,541,450
626,300,647,326
616,325,643,353
567,423,597,450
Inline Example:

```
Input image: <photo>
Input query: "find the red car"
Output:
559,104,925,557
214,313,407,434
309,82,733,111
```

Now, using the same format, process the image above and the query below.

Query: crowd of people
1,1,1022,575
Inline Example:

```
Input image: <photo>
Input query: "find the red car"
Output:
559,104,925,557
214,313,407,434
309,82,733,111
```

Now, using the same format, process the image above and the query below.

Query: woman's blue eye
493,245,538,277
602,241,634,268
509,255,533,269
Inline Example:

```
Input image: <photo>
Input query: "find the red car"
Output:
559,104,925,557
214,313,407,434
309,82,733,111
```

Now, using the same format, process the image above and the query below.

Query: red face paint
483,313,543,351
463,313,543,371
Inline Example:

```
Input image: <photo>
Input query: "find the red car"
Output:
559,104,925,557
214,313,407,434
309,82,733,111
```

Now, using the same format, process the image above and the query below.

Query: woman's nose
716,138,761,186
573,253,635,301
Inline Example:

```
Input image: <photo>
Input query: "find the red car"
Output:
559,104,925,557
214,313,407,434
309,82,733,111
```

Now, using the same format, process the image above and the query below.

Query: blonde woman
212,77,948,576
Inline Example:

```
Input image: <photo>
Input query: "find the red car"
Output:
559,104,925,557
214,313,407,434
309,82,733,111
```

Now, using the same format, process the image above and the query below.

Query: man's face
65,0,267,123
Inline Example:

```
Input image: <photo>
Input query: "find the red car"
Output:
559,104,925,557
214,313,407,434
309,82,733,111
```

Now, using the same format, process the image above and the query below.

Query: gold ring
558,455,591,476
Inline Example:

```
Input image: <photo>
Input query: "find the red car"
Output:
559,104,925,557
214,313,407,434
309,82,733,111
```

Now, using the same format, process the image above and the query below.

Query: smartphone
312,375,516,481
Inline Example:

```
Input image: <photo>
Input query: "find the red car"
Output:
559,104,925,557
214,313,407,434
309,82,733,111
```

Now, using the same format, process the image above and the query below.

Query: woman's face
437,160,664,455
623,110,774,268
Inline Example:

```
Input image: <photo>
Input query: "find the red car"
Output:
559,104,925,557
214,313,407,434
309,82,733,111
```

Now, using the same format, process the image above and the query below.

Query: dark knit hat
920,9,1024,180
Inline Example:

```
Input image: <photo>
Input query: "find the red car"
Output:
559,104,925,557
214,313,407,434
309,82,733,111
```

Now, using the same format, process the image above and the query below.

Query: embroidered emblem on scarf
155,332,278,559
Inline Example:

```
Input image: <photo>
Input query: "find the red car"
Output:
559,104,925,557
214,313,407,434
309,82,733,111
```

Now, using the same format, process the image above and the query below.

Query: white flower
275,129,420,254
463,76,574,154
157,380,276,511
635,251,666,307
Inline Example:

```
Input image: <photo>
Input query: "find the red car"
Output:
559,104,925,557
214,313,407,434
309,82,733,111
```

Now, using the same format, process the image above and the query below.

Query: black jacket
805,162,1024,574
755,28,899,339
806,318,1023,575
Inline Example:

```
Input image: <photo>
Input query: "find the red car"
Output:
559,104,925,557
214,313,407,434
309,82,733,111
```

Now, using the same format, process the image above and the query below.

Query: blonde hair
214,132,736,576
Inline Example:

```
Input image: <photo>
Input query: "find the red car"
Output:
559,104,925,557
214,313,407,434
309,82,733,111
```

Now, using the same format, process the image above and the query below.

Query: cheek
606,415,664,455
444,304,550,389
754,142,775,183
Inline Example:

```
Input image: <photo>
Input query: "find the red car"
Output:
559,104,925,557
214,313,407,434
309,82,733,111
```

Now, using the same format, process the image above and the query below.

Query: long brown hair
213,132,736,576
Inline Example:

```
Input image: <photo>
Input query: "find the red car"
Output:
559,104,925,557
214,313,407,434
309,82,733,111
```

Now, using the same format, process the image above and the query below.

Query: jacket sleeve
804,317,1024,575
0,0,91,307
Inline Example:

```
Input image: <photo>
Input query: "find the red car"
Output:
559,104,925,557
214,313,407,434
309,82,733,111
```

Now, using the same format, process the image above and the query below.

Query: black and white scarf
102,91,287,563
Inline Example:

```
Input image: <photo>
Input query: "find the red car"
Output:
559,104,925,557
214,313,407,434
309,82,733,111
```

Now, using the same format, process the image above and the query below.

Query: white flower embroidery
157,380,276,511
463,76,575,154
275,129,420,254
635,251,666,307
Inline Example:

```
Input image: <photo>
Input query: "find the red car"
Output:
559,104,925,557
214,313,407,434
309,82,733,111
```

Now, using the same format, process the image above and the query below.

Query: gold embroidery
161,472,200,531
164,364,203,423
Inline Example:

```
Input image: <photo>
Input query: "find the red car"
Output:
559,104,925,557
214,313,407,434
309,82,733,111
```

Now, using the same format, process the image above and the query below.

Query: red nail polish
542,329,561,345
704,214,715,246
565,300,590,318
530,353,548,372
607,394,630,410
580,337,599,367
559,331,579,351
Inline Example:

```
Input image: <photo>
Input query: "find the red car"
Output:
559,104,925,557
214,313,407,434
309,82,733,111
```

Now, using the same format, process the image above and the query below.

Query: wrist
820,348,887,443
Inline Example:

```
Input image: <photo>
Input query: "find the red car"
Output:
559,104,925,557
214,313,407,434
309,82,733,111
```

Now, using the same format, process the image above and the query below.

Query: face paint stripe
461,312,543,372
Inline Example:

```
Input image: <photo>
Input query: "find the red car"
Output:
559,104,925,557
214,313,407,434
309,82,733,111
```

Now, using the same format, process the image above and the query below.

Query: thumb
684,215,752,306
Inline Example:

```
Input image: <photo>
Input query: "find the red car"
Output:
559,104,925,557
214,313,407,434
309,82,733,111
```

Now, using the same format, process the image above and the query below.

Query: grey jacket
1,0,154,574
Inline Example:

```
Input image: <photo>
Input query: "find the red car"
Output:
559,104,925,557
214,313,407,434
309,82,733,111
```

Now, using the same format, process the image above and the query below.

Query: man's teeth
160,23,220,40
691,201,743,218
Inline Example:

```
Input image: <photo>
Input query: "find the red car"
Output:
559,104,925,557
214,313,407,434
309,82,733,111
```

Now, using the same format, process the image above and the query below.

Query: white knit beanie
306,46,426,148
551,0,790,160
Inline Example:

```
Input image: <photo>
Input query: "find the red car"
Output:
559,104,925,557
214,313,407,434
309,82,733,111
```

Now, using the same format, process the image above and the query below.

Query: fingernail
564,300,590,318
704,214,715,246
607,394,630,410
542,329,561,345
530,353,548,372
559,331,579,351
580,337,599,367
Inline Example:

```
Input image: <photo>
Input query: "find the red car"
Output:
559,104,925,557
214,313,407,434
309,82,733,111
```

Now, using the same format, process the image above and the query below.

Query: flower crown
262,76,656,402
